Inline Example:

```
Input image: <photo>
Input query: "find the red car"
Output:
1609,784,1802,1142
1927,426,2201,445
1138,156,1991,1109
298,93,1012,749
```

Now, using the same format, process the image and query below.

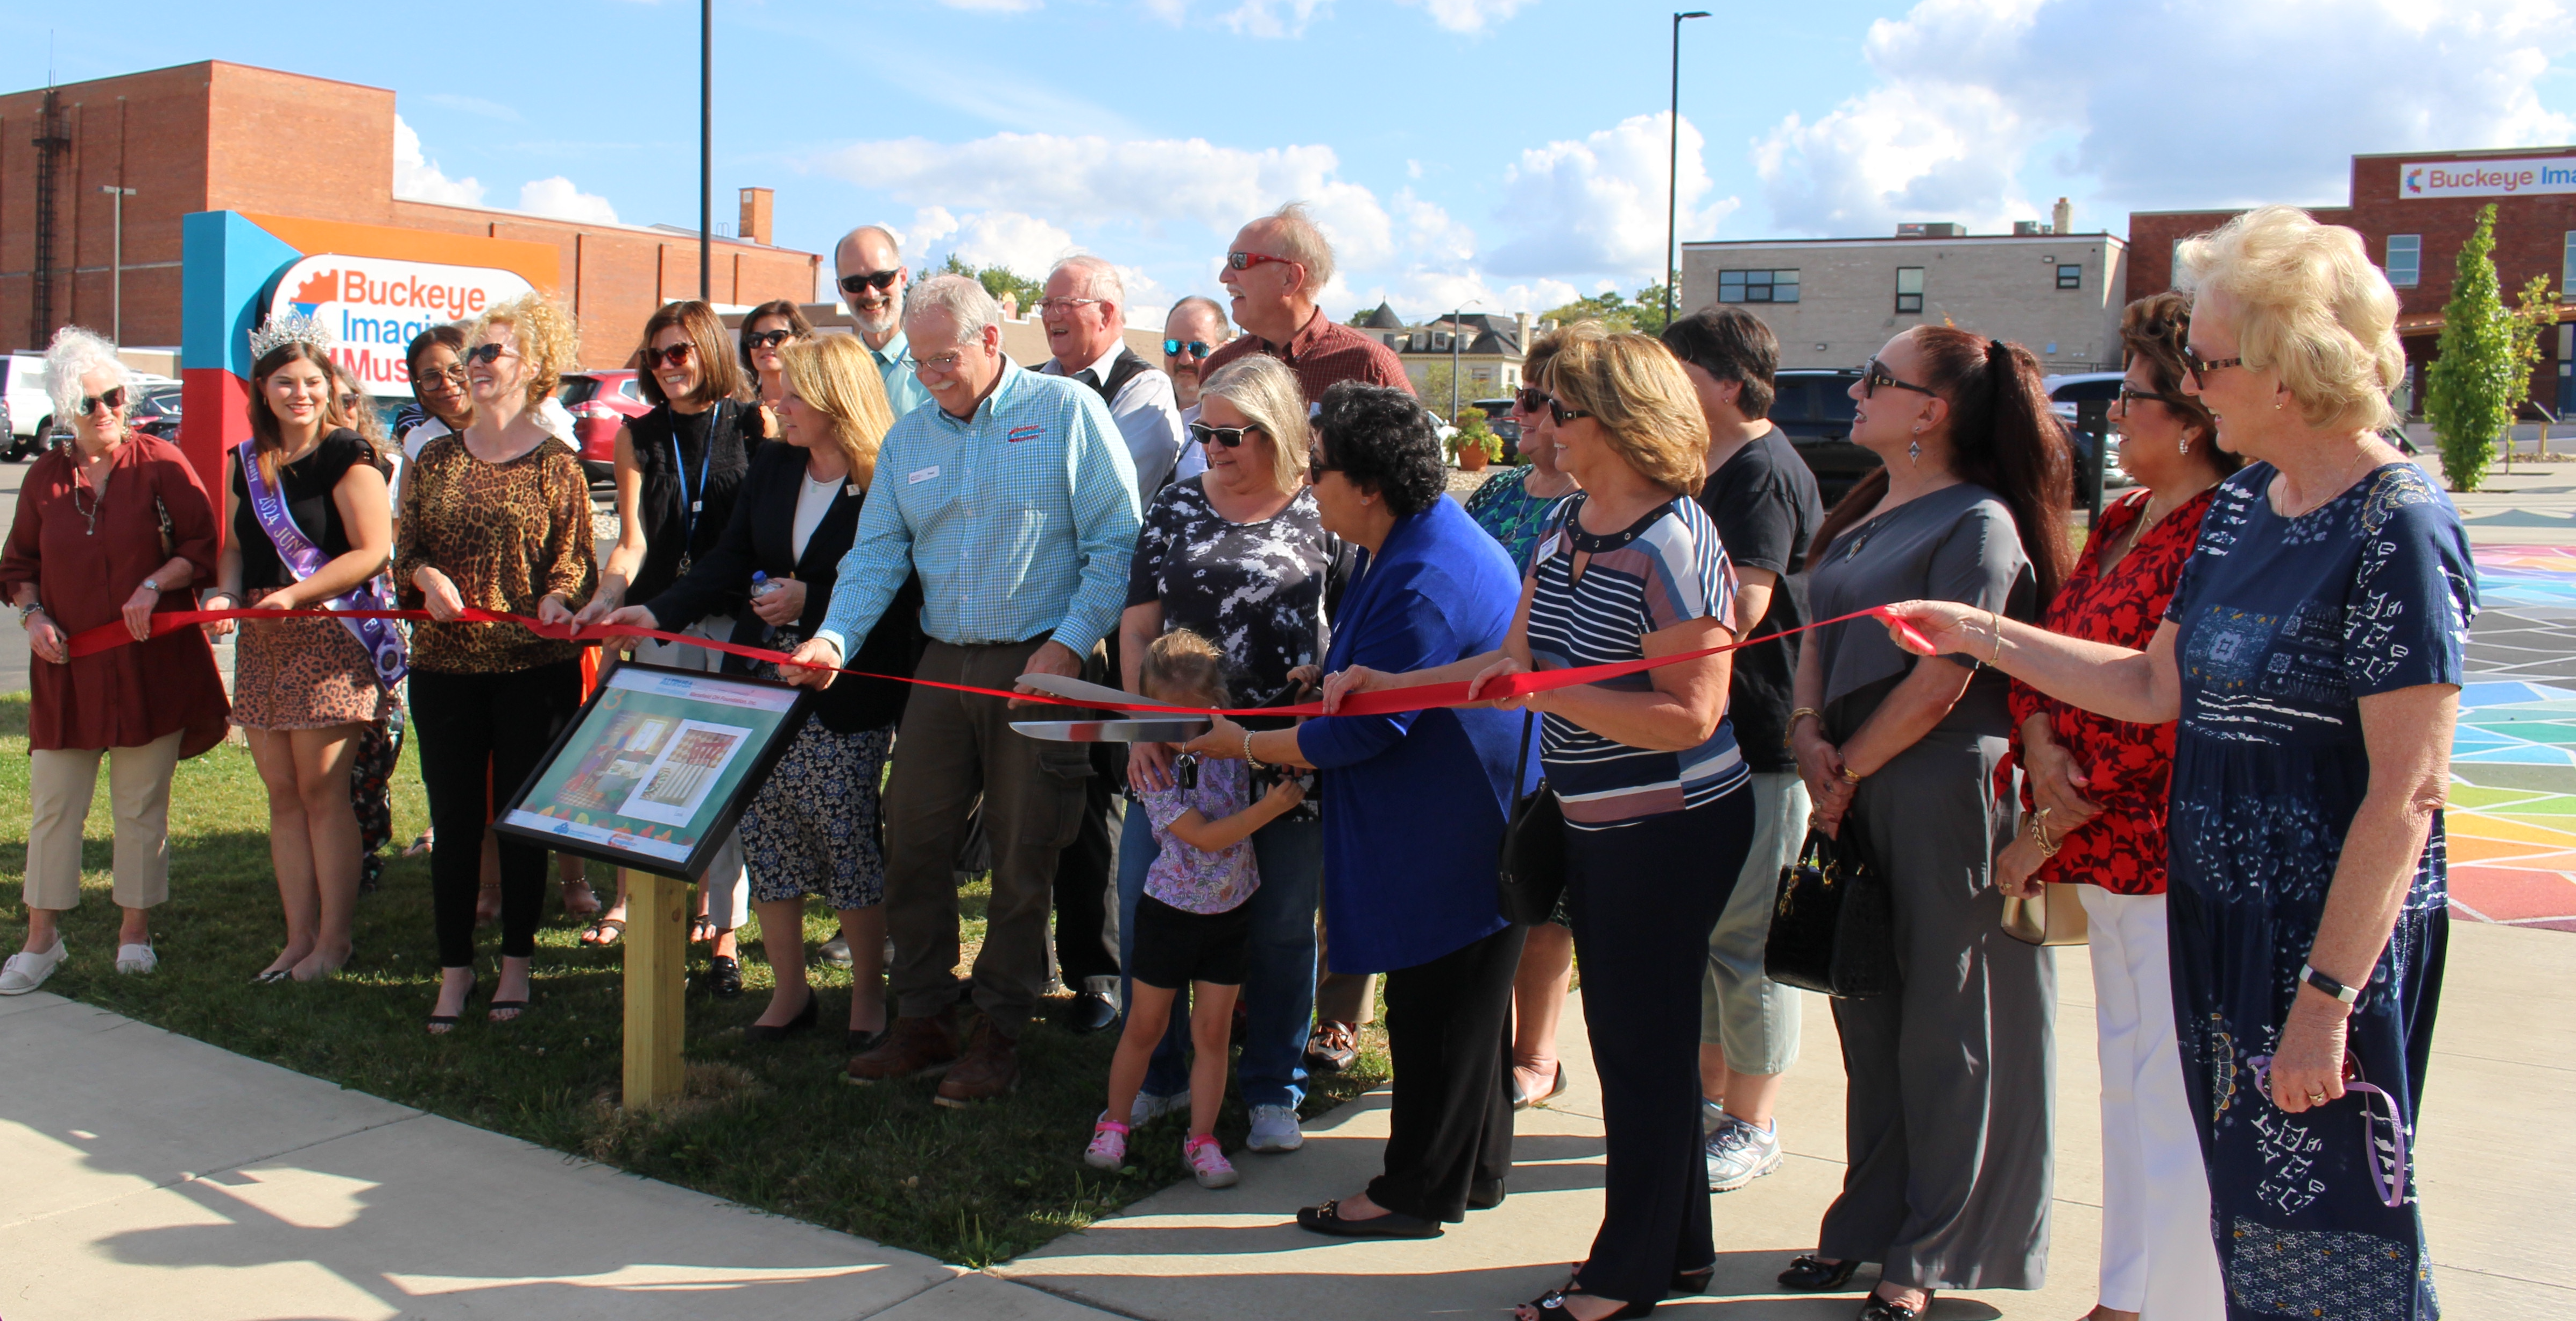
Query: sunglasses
1307,457,1337,483
838,269,901,296
1165,338,1214,359
1519,388,1589,426
415,363,468,387
1226,250,1298,273
2181,344,2241,381
744,328,797,351
647,343,696,369
2117,385,2191,411
1861,358,1937,399
1189,421,1258,448
463,343,513,367
79,386,128,415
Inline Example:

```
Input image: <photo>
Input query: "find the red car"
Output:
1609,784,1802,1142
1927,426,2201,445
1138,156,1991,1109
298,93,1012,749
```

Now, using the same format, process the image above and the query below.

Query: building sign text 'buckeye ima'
262,253,537,395
2402,158,2576,200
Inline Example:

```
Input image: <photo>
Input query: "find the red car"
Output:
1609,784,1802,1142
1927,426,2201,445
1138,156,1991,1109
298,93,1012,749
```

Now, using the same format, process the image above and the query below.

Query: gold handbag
2001,881,2090,946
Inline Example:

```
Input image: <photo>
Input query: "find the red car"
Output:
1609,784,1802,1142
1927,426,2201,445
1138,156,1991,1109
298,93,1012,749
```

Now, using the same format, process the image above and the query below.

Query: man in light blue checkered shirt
789,274,1140,1104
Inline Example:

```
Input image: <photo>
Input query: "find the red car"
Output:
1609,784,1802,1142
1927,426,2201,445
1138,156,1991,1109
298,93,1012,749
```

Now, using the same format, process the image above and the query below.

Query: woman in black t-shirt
204,337,396,984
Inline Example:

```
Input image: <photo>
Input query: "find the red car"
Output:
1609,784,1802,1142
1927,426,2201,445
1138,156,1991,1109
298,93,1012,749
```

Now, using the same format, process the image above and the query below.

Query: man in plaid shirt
1206,202,1414,405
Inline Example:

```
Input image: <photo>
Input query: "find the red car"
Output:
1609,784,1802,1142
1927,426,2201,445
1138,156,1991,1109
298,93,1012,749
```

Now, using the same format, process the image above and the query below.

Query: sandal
580,916,626,948
487,995,531,1023
687,915,717,944
427,973,478,1034
403,828,435,858
1780,1255,1860,1292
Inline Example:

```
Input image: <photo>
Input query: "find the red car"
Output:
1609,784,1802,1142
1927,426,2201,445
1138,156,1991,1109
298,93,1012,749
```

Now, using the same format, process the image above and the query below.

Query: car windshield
556,377,599,407
2052,379,2121,402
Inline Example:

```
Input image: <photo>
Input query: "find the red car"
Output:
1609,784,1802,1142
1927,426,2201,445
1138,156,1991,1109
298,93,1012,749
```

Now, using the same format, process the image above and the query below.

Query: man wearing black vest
1035,253,1191,1032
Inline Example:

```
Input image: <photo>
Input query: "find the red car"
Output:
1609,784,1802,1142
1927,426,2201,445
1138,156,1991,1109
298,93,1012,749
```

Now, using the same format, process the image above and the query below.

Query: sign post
622,869,689,1109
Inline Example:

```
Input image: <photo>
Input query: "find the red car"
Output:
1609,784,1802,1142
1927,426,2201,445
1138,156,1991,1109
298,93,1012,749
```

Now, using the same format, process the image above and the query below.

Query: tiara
249,312,335,359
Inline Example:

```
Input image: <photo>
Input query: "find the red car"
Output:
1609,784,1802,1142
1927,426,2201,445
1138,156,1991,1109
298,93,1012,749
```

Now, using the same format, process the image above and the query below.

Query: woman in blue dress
1881,205,2469,1321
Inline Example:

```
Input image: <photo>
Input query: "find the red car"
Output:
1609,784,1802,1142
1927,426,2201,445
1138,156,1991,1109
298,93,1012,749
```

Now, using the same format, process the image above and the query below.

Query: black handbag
1762,814,1899,999
1495,711,1567,926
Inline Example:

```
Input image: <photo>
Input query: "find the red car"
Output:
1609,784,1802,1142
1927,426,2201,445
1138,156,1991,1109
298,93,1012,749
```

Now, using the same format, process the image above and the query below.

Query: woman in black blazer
605,335,923,1052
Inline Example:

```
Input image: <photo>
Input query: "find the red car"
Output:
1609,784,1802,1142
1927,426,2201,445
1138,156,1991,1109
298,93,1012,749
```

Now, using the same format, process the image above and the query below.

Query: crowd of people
0,201,2462,1321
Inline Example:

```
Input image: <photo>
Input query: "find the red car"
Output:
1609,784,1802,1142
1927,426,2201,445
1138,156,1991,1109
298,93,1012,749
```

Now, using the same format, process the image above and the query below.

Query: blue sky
9,0,2576,323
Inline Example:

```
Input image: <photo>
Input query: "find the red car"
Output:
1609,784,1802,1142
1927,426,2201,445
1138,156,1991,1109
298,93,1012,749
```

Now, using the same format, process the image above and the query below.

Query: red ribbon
65,604,1931,719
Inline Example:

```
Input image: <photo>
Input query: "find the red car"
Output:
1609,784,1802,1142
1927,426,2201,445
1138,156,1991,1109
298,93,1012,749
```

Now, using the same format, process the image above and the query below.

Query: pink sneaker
1084,1115,1130,1170
1183,1134,1239,1188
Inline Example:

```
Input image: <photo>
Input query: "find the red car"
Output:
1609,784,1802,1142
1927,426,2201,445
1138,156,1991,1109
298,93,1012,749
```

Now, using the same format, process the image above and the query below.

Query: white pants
25,730,184,912
633,618,750,929
2079,885,2223,1318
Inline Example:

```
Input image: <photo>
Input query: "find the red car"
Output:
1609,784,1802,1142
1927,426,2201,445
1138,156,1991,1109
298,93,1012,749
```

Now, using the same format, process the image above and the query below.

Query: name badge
908,465,941,485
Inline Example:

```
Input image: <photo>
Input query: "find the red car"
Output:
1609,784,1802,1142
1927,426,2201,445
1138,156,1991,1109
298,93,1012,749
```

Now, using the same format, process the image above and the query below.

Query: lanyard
668,404,716,547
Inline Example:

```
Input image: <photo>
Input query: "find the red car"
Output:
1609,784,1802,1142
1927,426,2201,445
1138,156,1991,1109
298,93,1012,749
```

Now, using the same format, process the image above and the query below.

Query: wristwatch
2299,962,2360,1006
16,602,42,627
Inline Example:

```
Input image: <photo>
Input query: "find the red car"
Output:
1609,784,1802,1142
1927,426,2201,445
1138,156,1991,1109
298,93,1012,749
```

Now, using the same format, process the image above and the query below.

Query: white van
4,354,48,461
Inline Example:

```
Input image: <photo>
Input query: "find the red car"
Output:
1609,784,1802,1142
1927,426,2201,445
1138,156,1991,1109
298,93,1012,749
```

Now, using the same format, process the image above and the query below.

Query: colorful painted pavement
2450,545,2576,933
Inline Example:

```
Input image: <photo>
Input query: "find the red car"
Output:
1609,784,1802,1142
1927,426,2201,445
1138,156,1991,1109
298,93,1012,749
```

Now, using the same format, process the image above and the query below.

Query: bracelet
17,602,42,626
2299,962,2360,1006
1241,730,1264,768
1987,609,2006,668
1784,707,1822,748
2028,807,2060,857
1838,765,1863,783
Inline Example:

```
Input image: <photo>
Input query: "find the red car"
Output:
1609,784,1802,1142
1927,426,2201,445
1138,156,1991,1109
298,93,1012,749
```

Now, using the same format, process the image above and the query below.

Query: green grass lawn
0,694,1388,1265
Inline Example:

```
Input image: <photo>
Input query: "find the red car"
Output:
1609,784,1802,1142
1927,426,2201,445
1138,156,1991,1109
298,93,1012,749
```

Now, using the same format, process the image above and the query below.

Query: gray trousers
882,639,1091,1036
1818,728,2055,1291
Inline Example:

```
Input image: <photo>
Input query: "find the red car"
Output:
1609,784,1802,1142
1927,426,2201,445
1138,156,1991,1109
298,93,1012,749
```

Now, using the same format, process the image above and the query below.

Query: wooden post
622,868,688,1110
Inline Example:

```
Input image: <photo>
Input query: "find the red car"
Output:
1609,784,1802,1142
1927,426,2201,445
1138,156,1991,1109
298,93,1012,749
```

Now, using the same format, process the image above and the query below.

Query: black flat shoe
1855,1292,1931,1320
1669,1265,1713,1296
705,954,744,998
1295,1199,1444,1240
1062,990,1118,1034
1519,1281,1654,1320
1469,1178,1507,1211
1779,1255,1860,1291
744,990,818,1043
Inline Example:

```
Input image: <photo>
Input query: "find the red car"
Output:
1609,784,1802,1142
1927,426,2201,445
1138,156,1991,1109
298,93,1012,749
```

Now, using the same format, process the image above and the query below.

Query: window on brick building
2385,235,2420,288
1894,267,1924,314
2563,232,2576,299
1719,269,1801,303
2056,264,2083,289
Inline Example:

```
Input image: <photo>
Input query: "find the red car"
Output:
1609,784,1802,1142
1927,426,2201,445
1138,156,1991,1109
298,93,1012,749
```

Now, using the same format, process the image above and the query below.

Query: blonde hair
1141,628,1231,709
470,294,579,407
1537,322,1708,496
780,335,893,490
1198,355,1310,494
2175,205,2404,434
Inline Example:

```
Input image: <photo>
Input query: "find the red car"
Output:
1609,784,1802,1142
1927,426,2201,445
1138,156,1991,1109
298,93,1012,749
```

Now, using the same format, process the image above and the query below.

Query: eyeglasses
1226,250,1299,273
340,393,366,412
1190,421,1258,448
744,328,797,351
415,364,468,387
647,343,696,369
462,343,514,367
79,387,127,415
1165,338,1214,359
1038,296,1107,317
838,269,901,296
1861,358,1937,399
2181,345,2241,382
1520,388,1589,426
2116,385,2191,411
914,350,968,377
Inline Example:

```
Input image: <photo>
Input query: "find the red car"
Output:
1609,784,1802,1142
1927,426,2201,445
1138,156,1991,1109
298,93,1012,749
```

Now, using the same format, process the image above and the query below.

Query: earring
1908,439,1922,465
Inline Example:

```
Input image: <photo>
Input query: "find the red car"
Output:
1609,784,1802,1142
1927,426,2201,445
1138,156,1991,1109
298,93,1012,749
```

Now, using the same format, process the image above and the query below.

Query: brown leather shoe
844,1010,958,1084
933,1018,1019,1108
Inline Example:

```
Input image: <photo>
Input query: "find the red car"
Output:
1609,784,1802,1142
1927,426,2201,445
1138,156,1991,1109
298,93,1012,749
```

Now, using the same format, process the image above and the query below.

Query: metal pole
700,0,712,304
1451,305,1462,423
1665,12,1709,332
101,185,135,343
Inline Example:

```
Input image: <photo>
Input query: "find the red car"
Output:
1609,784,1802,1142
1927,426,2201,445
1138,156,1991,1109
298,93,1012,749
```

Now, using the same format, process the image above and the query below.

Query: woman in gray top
1779,326,2072,1320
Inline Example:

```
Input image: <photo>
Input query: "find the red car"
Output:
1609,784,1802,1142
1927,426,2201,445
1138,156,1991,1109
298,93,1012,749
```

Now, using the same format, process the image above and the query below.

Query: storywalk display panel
496,662,809,878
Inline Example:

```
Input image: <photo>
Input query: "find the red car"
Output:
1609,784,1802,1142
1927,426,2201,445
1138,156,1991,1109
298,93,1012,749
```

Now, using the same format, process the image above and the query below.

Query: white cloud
1395,0,1537,33
1218,0,1328,37
908,206,1078,278
517,176,620,225
1485,112,1739,280
392,117,485,208
1755,0,2576,236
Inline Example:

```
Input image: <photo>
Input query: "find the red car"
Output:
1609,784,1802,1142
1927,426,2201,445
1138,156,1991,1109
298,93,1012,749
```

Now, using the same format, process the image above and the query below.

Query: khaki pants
25,729,185,912
883,639,1091,1036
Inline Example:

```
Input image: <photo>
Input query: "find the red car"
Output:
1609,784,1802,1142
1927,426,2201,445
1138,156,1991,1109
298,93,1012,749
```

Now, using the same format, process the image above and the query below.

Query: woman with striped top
1320,324,1752,1320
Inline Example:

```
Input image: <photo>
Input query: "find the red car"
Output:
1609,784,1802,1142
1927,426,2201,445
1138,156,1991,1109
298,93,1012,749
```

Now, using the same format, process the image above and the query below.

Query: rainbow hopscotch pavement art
2450,545,2576,933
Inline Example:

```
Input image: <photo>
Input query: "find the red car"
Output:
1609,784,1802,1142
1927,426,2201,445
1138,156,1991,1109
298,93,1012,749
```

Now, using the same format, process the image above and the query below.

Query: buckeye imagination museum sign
2403,157,2576,200
266,253,536,396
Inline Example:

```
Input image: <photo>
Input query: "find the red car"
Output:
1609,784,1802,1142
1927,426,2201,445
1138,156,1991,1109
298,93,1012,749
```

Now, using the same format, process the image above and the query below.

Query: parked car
4,354,49,461
557,370,648,484
1469,397,1523,461
125,385,185,441
2043,372,2135,499
1770,368,1873,508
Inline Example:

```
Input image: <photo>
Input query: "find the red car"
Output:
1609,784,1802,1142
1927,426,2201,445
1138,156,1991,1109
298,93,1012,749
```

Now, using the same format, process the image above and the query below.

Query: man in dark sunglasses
1205,202,1413,408
831,224,932,418
1162,296,1236,414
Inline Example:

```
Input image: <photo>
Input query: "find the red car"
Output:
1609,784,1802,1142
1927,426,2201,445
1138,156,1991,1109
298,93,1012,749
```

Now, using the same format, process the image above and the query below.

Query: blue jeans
1117,802,1320,1109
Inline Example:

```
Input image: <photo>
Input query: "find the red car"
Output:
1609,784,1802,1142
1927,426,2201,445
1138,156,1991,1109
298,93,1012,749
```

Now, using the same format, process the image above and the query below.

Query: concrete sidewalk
10,921,2563,1319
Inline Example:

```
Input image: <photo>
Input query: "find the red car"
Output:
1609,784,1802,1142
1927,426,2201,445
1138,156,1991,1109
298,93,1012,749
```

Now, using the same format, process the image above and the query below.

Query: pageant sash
237,440,409,690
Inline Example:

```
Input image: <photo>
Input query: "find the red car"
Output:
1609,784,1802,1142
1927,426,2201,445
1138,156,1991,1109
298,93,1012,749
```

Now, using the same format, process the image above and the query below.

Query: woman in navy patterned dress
1883,206,2470,1321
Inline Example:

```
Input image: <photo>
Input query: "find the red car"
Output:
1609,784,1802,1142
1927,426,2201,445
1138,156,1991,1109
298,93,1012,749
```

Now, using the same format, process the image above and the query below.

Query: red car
557,370,650,484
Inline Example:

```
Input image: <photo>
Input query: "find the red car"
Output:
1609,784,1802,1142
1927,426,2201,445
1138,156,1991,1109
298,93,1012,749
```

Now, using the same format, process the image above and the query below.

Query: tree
1542,291,1639,333
916,253,1044,316
1628,271,1681,336
2506,272,2557,423
2427,203,2515,492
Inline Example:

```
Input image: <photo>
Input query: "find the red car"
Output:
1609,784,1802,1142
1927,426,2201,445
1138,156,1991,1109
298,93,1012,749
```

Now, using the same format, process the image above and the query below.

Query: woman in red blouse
2000,293,2240,1321
0,328,229,995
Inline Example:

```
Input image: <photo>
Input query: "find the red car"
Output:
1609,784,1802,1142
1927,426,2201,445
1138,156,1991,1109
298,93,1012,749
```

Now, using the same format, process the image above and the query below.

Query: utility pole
100,185,137,344
1665,10,1710,332
700,0,712,304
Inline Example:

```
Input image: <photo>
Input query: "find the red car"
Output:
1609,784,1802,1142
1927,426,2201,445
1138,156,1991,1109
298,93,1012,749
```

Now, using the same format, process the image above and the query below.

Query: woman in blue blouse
1883,206,2469,1321
1187,382,1533,1239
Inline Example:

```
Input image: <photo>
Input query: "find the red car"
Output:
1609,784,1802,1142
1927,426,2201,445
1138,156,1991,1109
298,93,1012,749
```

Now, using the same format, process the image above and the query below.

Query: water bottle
750,571,782,601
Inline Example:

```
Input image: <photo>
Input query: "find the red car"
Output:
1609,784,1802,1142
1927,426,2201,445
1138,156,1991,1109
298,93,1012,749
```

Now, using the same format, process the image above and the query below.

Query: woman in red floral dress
2000,293,2241,1321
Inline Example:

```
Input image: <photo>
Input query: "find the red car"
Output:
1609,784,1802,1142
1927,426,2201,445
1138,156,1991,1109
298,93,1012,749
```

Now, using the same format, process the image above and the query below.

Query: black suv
1769,369,1873,508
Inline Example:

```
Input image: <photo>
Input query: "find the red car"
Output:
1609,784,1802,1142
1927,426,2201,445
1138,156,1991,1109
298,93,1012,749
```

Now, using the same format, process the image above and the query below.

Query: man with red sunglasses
1205,202,1410,405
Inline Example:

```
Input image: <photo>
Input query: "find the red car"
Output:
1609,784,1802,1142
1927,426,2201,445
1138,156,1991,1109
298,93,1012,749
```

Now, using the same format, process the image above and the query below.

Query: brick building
2129,147,2576,415
0,60,817,369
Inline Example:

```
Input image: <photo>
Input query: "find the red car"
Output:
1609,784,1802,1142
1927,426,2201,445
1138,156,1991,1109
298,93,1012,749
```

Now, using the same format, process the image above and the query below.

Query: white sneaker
1130,1089,1189,1127
115,943,158,975
1704,1111,1783,1192
1246,1104,1304,1153
0,939,66,995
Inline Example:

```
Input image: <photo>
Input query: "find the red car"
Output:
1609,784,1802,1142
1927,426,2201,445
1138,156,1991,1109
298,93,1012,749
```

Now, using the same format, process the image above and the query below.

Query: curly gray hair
44,326,129,421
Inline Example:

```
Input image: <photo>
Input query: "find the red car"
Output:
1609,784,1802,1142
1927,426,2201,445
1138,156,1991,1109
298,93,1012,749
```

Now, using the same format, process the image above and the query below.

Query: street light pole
700,0,712,304
1448,298,1486,424
1666,10,1710,333
100,185,136,344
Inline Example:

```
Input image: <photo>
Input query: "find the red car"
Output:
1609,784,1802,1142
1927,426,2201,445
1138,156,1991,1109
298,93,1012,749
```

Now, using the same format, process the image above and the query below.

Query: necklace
68,441,116,535
2274,444,2383,519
